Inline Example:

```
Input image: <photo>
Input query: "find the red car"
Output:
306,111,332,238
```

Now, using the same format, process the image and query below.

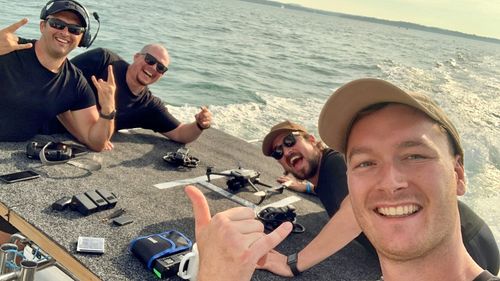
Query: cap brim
318,78,430,154
262,128,294,156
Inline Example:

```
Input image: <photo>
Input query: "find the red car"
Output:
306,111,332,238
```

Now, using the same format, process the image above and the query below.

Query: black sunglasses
271,132,300,160
141,53,168,74
46,18,85,36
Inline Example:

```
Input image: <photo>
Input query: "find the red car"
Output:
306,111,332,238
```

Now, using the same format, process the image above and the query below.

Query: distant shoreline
241,0,500,45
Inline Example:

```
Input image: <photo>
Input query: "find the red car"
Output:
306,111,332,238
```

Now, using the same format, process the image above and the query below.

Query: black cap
41,0,88,27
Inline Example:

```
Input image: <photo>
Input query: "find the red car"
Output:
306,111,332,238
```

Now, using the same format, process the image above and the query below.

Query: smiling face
39,11,83,59
345,104,465,262
128,45,170,87
271,131,321,180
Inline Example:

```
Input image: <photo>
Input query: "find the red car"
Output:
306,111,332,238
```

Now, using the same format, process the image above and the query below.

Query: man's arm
258,196,362,276
0,19,33,55
58,65,116,151
162,106,212,143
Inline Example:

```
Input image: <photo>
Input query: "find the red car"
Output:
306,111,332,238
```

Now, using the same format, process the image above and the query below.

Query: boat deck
0,128,380,280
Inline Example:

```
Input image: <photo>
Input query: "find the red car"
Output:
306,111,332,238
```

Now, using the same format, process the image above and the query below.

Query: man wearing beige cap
259,120,375,276
318,78,499,280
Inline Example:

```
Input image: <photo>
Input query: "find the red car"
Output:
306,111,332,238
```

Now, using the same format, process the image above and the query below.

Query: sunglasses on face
271,131,301,160
46,18,85,36
140,53,168,74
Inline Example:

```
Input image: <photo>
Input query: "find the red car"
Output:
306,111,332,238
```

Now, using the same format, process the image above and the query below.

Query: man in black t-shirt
0,2,115,152
0,1,116,243
259,120,498,277
45,45,212,148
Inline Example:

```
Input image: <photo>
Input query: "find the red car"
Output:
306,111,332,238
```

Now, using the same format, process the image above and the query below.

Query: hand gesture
184,185,292,281
195,106,212,130
277,175,307,192
91,65,116,114
256,249,294,277
0,19,33,55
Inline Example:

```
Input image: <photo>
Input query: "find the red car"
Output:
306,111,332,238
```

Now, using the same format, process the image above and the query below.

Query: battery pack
152,249,190,279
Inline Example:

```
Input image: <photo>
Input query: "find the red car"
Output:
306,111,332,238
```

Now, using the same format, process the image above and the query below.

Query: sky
280,0,500,39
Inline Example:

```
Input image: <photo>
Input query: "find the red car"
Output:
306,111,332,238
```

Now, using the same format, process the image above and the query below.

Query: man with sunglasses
181,81,499,281
259,121,375,276
44,45,212,147
258,120,498,277
0,1,115,152
0,0,115,244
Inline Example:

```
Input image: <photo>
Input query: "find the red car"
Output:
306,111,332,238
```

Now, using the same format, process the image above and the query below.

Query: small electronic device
71,193,98,216
95,189,118,209
163,147,199,168
76,236,105,254
112,215,133,226
130,230,193,270
52,196,73,211
0,170,40,184
152,249,191,279
84,190,107,211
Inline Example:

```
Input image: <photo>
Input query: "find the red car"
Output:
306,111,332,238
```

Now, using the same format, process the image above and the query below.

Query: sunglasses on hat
140,53,168,74
271,131,301,160
46,18,85,36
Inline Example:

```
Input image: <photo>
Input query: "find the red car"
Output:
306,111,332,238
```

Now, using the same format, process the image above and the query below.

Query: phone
0,170,40,184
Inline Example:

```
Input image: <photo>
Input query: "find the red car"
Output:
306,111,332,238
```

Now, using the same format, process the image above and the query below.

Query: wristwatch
287,252,301,276
99,110,116,120
196,121,209,131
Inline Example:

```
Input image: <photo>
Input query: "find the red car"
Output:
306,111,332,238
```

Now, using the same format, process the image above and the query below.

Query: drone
206,166,285,204
163,147,199,168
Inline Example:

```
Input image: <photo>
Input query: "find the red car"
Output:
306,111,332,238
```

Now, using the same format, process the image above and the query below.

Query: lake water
3,0,499,250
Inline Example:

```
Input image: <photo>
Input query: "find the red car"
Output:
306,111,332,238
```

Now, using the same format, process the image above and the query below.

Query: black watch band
287,253,301,276
99,110,116,120
196,122,208,131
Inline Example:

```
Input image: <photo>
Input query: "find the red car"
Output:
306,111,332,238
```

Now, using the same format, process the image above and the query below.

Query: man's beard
288,151,321,181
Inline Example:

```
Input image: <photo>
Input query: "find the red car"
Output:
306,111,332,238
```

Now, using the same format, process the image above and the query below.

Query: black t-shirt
70,48,180,132
315,148,348,217
0,42,95,141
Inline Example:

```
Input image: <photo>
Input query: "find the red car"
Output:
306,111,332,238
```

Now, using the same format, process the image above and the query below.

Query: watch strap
287,252,301,276
99,110,116,120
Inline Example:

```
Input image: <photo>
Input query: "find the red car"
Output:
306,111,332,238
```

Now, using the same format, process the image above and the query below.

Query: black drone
257,205,305,234
163,147,199,168
206,166,285,204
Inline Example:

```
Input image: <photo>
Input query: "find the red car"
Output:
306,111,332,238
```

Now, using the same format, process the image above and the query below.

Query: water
2,0,499,249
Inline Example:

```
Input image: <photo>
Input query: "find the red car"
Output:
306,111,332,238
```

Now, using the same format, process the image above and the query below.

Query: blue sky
280,1,500,39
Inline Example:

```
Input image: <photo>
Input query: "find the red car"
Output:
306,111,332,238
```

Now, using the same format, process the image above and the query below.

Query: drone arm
254,179,273,188
247,179,260,193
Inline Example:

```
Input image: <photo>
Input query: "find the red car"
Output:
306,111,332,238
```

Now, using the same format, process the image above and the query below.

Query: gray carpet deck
0,128,380,280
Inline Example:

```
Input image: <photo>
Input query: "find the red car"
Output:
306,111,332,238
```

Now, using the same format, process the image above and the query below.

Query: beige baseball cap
318,78,463,164
262,120,308,156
